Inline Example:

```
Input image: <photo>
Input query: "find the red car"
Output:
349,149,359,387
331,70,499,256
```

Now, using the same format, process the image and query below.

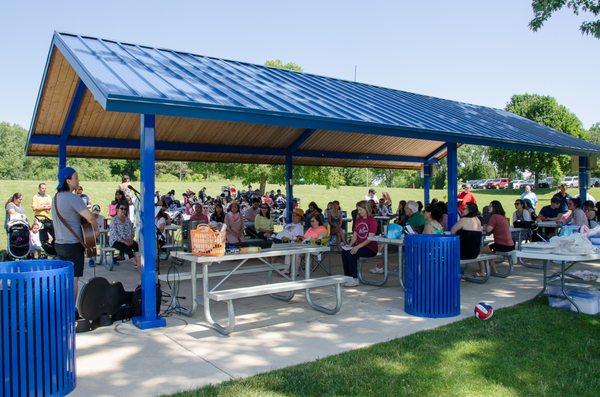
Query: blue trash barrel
404,234,460,318
1,260,76,396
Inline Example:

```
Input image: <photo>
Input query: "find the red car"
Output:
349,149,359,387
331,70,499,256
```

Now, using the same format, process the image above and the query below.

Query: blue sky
1,1,598,129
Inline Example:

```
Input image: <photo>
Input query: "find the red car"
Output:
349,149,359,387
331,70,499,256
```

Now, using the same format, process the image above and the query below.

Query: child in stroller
6,214,31,259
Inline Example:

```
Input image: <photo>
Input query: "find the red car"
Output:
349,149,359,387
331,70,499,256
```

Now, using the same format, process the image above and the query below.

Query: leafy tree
488,94,586,186
264,59,303,72
458,145,496,181
108,160,139,181
588,122,600,145
530,0,600,39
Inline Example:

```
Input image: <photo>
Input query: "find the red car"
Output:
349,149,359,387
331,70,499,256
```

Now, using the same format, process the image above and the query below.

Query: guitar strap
53,194,85,249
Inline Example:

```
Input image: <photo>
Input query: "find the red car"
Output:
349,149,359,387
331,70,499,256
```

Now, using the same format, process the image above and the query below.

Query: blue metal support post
57,79,85,173
447,143,458,228
423,164,432,205
133,114,166,329
285,154,293,223
58,144,67,170
579,156,588,208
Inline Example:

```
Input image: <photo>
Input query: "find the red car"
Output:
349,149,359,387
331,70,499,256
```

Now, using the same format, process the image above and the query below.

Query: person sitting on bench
341,200,378,287
109,204,140,269
451,202,483,269
480,200,514,275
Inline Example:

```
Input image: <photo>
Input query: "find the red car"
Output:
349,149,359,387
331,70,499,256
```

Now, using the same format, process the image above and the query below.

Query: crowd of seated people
5,179,600,280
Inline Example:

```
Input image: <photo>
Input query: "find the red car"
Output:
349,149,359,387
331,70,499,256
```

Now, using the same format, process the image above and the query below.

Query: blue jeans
341,247,376,278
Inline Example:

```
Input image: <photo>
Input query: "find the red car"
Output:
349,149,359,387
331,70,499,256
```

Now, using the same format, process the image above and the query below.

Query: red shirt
353,216,378,252
488,214,513,246
458,191,476,212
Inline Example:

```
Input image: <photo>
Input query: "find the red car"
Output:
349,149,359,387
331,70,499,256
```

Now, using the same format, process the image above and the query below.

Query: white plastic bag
549,234,595,255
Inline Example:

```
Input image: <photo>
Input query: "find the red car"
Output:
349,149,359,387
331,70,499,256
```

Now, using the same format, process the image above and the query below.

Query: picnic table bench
172,244,352,334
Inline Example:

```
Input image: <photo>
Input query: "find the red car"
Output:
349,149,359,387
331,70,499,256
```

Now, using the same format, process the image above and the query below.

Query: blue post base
132,315,167,330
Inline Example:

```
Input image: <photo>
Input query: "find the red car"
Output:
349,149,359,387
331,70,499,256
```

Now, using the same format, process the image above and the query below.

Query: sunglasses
118,207,127,211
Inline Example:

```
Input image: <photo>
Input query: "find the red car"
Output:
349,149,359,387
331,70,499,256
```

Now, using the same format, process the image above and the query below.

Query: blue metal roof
28,32,600,158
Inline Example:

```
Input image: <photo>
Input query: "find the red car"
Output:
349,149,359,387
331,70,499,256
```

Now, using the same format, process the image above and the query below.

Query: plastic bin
1,260,76,396
547,285,572,310
568,289,600,315
404,234,460,318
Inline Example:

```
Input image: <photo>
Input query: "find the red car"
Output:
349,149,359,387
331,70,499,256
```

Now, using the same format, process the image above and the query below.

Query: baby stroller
35,215,57,257
6,214,31,260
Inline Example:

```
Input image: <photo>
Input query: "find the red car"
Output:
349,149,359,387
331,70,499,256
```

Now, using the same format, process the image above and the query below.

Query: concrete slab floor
70,254,590,396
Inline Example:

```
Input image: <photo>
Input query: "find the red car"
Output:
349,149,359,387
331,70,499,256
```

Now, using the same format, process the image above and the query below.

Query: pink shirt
488,214,513,247
354,216,378,252
304,225,328,240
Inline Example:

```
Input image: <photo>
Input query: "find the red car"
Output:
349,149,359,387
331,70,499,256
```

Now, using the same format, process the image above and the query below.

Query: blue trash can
404,234,460,318
1,260,76,396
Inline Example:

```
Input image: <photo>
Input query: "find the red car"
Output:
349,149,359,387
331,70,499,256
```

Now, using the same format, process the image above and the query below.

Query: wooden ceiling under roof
27,48,445,169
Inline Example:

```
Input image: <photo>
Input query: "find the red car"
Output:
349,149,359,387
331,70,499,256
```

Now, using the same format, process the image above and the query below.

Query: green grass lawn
0,179,594,243
170,299,599,397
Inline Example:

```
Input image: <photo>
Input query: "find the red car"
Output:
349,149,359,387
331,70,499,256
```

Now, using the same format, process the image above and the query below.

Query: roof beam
425,143,447,161
30,134,425,164
60,79,86,146
288,128,317,153
294,150,425,163
30,134,285,156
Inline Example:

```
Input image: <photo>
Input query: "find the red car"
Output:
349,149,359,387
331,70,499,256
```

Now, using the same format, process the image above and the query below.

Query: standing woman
328,200,346,247
341,201,378,287
109,204,141,269
5,193,26,231
225,200,245,243
51,167,98,308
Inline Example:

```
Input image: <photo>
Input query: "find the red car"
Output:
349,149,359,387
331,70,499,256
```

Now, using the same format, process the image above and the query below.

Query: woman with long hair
480,200,514,276
225,200,244,243
109,190,128,217
341,200,378,287
211,203,225,223
328,200,346,248
255,204,274,239
5,192,25,231
451,202,483,261
109,204,141,269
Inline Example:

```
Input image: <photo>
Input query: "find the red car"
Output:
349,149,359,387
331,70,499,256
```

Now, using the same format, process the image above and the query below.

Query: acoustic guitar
80,218,97,258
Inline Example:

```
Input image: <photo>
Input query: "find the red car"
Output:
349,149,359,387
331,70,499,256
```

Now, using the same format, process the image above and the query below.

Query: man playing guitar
51,167,99,308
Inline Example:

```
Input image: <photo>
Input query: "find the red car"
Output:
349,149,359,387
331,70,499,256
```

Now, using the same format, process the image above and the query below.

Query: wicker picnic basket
190,224,226,257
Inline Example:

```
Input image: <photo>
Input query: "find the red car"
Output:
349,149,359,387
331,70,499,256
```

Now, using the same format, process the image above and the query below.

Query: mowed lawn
0,179,594,243
169,299,599,397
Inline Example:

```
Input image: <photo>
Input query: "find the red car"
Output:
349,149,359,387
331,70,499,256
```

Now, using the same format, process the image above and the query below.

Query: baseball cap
57,167,76,189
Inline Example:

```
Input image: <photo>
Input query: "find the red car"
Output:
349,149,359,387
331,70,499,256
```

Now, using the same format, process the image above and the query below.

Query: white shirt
276,222,304,240
512,210,532,223
365,194,378,202
521,192,538,209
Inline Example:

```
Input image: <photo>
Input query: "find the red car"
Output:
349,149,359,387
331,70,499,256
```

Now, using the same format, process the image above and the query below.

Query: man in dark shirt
537,197,562,221
551,184,571,213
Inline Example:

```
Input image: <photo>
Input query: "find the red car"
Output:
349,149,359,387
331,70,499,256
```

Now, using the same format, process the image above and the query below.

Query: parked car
562,176,579,188
485,178,510,189
512,180,526,189
538,177,553,188
590,177,600,188
473,179,492,189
